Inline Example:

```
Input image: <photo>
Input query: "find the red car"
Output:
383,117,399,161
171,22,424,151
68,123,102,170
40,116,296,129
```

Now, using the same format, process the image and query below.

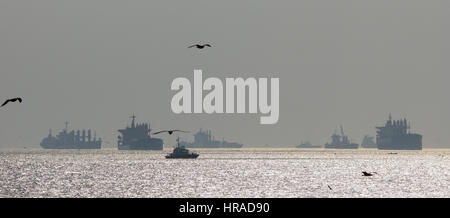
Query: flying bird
188,44,212,49
1,97,22,107
327,185,333,190
152,130,190,135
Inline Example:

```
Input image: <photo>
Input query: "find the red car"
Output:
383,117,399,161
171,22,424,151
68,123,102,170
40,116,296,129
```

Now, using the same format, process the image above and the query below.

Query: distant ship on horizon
296,141,321,148
117,115,163,150
324,125,359,149
40,122,101,149
179,129,243,148
361,135,377,148
166,137,199,159
376,115,422,150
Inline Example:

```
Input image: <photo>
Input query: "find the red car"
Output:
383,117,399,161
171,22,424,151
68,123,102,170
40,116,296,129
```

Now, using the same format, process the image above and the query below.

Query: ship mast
130,114,136,128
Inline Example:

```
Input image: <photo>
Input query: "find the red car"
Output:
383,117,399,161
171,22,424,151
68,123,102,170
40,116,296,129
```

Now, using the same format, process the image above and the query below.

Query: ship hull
165,154,199,159
40,142,101,149
377,134,422,150
324,143,359,149
118,138,163,150
296,145,321,148
360,145,377,148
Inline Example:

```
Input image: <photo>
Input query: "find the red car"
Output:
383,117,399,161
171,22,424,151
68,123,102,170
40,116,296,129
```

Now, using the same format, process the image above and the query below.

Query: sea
0,148,448,198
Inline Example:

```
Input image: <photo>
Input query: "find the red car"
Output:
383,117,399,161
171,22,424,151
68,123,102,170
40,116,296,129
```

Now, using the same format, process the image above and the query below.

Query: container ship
324,125,359,149
117,115,163,150
376,115,422,150
179,129,243,148
40,122,101,149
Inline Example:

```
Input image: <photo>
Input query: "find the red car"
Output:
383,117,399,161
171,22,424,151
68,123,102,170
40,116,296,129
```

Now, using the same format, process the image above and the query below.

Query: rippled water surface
0,148,449,198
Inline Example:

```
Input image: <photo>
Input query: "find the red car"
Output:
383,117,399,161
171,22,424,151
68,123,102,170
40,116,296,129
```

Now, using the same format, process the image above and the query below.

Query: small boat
166,137,199,159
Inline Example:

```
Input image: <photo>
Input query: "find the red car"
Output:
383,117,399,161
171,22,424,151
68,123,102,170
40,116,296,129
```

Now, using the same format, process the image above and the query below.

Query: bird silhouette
188,44,212,49
362,171,377,176
152,130,190,135
327,185,333,190
1,97,22,107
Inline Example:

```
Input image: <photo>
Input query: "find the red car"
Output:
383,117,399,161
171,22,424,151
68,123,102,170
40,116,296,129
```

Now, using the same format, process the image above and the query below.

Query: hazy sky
1,0,449,147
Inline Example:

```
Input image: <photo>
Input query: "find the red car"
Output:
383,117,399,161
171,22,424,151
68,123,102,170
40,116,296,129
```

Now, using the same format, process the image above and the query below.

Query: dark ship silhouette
179,129,243,148
40,122,101,149
166,137,199,159
117,115,163,150
376,115,422,150
296,141,321,148
361,135,377,148
324,125,359,149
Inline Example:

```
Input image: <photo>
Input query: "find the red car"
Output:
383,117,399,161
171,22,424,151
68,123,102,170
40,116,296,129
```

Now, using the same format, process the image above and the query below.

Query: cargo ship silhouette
117,115,163,150
40,122,101,149
376,115,422,150
296,141,321,148
361,135,377,148
324,125,359,149
179,129,243,148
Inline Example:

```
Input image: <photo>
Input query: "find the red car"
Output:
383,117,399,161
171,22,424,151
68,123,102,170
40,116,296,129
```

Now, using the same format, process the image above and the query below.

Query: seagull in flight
152,130,190,135
188,44,212,49
1,97,22,107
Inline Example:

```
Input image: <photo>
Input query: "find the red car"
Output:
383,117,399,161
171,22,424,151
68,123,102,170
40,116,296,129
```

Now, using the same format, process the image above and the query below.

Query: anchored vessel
117,115,163,150
166,137,199,159
40,122,101,149
179,129,243,148
324,126,359,149
376,115,422,150
360,135,377,148
296,141,321,148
